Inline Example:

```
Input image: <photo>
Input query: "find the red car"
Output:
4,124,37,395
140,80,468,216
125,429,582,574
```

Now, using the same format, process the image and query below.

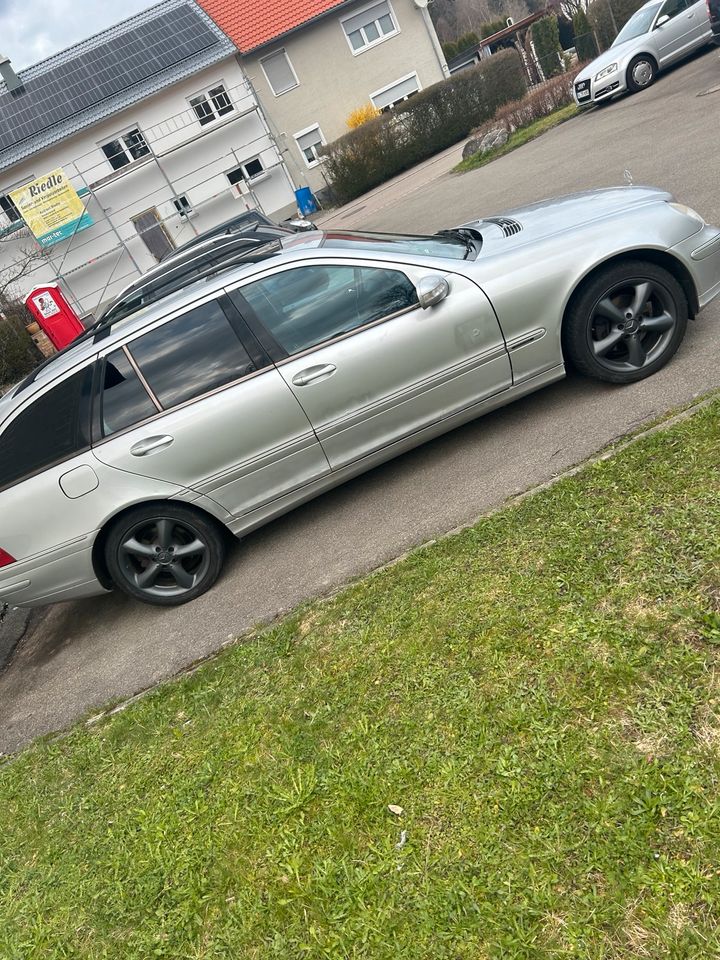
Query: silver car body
1,186,719,608
573,0,712,105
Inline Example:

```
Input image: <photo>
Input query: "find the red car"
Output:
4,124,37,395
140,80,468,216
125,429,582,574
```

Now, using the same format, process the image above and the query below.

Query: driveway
2,48,719,754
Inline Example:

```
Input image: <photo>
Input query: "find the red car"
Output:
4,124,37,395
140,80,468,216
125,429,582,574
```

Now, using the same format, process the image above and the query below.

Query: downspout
420,7,449,78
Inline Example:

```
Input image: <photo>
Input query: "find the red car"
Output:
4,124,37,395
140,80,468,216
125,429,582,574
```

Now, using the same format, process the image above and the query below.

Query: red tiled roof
197,0,349,53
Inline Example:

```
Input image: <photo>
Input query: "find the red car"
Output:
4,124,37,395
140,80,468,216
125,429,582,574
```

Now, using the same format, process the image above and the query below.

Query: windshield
321,231,471,260
613,2,661,44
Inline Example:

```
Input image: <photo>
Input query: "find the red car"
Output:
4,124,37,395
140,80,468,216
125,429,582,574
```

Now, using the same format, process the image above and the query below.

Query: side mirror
417,275,450,309
655,13,670,26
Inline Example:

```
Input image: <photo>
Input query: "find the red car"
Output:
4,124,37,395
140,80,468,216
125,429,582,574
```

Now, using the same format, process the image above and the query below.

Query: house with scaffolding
0,0,298,320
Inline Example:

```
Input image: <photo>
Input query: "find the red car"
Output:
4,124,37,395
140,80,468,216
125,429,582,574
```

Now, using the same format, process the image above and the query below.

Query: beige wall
241,0,447,195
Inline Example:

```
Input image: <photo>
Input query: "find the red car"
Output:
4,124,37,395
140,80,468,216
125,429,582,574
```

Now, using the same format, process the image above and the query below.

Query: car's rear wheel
563,260,688,384
626,55,657,93
105,504,226,606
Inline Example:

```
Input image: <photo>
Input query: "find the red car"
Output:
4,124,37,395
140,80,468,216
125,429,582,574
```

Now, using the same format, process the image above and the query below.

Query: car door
91,293,331,518
686,0,713,43
228,259,512,471
653,0,695,62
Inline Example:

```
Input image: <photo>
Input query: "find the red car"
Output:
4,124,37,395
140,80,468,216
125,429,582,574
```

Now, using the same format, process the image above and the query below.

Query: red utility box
24,284,85,351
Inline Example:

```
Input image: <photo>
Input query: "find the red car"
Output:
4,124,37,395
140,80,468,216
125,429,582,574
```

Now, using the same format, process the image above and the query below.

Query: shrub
532,16,563,78
455,30,480,54
441,40,457,60
466,66,583,148
322,50,527,204
346,103,380,129
480,19,508,39
573,9,598,61
0,300,40,389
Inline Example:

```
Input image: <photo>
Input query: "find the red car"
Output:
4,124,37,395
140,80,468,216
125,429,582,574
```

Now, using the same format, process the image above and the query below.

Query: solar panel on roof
0,4,220,153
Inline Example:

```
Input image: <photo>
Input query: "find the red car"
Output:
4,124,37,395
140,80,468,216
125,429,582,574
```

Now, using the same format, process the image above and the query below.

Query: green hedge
322,50,527,205
572,9,598,61
0,303,40,388
532,16,563,78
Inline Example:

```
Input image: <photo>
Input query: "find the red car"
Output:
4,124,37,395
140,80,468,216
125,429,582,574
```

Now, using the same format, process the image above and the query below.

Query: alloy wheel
117,516,211,599
588,277,679,375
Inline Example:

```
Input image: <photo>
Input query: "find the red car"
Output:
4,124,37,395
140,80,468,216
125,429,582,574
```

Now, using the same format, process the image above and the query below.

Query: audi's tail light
0,549,16,568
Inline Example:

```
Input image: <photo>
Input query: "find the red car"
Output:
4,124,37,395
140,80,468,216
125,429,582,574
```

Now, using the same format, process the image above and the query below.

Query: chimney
0,55,23,93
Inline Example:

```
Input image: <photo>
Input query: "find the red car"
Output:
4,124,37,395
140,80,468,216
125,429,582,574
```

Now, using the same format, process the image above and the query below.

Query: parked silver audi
1,186,719,608
573,0,712,106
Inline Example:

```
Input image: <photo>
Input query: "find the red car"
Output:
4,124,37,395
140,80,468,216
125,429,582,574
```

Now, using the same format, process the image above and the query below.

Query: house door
132,208,174,262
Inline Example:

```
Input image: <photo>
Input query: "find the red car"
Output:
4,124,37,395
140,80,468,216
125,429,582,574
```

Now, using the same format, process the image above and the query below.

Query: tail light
0,549,16,568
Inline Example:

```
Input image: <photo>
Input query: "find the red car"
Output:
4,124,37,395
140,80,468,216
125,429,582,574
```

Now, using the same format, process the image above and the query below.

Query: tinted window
128,300,256,408
240,265,418,355
659,0,686,17
0,367,92,489
101,350,158,437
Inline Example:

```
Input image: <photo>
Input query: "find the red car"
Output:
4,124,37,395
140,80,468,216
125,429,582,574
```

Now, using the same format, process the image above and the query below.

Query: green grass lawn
455,104,580,174
1,399,720,959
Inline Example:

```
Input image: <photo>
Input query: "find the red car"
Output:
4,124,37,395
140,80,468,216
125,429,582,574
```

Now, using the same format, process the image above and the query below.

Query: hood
574,38,644,82
458,186,672,254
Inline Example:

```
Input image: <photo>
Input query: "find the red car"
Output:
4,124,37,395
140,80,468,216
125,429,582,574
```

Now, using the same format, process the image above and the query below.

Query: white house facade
0,0,297,320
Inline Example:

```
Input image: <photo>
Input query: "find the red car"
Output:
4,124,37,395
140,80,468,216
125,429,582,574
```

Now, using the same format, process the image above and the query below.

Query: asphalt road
2,49,719,754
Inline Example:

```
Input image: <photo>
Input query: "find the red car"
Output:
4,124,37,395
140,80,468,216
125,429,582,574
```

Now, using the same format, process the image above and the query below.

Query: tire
626,55,657,93
105,503,226,606
563,260,688,384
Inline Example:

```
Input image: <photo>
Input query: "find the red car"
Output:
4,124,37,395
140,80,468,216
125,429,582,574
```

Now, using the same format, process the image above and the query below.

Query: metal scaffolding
2,78,296,318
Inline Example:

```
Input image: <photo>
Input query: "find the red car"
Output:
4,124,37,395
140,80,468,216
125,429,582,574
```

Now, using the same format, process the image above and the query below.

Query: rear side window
101,350,158,437
0,367,93,490
127,299,256,409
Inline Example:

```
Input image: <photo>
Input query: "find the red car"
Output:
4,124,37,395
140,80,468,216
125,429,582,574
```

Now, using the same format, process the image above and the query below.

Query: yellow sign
9,168,93,248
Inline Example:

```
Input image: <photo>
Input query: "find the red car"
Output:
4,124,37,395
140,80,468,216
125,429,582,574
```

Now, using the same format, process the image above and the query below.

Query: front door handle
130,435,174,457
291,364,336,386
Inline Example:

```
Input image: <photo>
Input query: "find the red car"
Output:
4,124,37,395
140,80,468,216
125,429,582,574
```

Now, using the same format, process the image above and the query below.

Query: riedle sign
9,168,93,248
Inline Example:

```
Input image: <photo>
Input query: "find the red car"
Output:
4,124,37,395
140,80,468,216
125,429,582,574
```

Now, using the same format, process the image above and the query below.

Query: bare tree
0,228,45,300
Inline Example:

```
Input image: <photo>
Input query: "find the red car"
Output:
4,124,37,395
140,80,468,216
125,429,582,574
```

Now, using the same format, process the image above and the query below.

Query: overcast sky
0,0,158,69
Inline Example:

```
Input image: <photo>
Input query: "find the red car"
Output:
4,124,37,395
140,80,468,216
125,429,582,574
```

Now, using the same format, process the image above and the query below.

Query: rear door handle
291,364,336,386
130,435,174,457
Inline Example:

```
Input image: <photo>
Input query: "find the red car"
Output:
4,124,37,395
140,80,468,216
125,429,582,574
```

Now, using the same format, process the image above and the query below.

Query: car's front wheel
563,260,688,384
626,55,657,93
105,504,226,606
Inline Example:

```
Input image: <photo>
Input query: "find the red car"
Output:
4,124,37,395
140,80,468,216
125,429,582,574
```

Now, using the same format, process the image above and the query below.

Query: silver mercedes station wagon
1,186,719,608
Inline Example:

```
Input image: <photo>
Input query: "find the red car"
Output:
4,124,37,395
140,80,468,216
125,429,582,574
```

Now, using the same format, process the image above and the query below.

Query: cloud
0,0,157,70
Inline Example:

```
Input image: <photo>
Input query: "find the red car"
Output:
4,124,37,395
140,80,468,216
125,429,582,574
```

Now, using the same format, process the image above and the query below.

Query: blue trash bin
295,187,318,217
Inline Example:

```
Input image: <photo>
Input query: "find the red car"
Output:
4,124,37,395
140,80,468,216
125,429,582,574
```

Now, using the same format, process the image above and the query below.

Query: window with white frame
341,1,398,53
101,128,150,171
295,125,325,167
260,49,298,96
0,193,22,224
370,73,420,112
189,84,234,126
172,195,193,218
226,157,265,186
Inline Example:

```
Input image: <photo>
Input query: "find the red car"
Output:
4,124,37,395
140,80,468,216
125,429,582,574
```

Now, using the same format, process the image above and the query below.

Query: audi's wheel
627,55,657,93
